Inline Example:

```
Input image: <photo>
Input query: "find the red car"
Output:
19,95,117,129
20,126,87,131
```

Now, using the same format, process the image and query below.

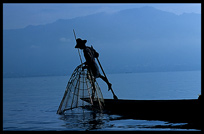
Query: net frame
57,63,104,114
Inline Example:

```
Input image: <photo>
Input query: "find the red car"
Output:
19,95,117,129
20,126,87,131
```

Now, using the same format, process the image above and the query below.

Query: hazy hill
3,6,201,77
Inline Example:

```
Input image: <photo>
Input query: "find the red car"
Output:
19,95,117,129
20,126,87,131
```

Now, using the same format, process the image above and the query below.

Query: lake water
3,71,201,131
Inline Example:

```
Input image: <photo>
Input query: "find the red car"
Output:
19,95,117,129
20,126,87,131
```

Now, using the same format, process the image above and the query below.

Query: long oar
96,58,118,100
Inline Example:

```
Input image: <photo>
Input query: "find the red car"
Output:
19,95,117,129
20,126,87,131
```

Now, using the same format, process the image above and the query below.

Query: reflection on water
59,108,110,130
59,108,125,131
58,108,196,131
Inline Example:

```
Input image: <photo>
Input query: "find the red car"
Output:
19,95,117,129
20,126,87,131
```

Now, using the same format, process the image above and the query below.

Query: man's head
75,38,87,49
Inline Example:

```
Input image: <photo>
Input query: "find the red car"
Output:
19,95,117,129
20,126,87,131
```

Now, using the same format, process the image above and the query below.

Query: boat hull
81,98,202,123
103,99,202,123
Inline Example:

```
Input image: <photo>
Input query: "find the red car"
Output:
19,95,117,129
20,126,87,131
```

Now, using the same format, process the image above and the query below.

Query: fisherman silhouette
75,38,112,91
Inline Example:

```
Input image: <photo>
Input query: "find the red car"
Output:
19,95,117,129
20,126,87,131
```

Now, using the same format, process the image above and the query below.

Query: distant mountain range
3,6,201,78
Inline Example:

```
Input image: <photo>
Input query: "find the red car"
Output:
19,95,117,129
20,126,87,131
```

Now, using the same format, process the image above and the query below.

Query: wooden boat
81,98,202,124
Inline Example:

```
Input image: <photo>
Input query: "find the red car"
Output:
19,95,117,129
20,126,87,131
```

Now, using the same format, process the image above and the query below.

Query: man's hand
82,63,88,71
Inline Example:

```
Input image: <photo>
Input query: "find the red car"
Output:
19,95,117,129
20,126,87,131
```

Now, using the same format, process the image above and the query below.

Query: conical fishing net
57,63,104,114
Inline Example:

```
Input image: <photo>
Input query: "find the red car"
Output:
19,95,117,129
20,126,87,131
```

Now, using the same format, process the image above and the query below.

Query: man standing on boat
75,38,112,91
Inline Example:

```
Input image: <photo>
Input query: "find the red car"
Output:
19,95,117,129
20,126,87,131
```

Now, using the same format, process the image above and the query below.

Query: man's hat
75,38,87,48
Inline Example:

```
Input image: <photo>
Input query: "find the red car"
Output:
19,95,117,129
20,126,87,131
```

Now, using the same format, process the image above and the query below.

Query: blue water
3,71,201,131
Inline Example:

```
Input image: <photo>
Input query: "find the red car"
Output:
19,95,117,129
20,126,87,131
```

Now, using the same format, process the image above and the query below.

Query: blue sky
3,3,201,30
